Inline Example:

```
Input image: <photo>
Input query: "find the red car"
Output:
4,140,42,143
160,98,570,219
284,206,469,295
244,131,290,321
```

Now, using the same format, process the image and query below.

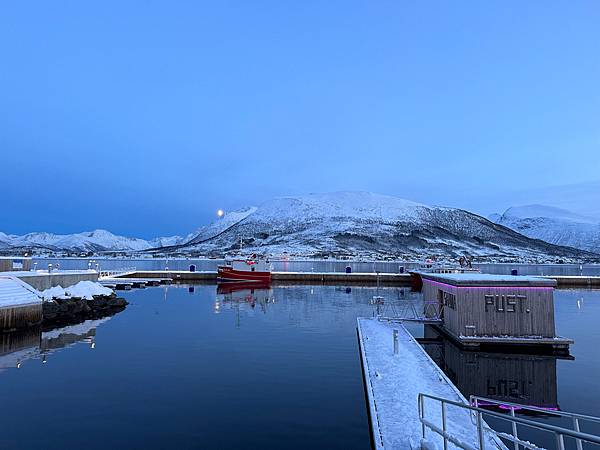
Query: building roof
0,276,41,308
421,273,557,287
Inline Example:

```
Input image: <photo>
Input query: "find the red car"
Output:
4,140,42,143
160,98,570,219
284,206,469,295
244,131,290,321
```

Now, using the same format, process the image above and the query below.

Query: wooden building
421,273,572,350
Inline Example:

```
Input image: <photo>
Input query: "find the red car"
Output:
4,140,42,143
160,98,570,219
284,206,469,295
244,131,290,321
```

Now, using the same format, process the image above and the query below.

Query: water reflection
420,326,568,412
215,283,275,326
0,318,112,372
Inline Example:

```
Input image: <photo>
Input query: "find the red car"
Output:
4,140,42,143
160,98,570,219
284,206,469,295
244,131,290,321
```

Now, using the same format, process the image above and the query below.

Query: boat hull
217,266,272,283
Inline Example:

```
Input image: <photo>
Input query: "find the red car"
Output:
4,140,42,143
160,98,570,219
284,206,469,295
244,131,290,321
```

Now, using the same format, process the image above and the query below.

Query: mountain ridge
0,229,184,253
4,192,598,261
170,192,597,261
490,204,600,254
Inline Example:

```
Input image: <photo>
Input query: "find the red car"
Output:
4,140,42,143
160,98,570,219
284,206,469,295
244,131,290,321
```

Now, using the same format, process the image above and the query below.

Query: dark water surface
0,286,599,449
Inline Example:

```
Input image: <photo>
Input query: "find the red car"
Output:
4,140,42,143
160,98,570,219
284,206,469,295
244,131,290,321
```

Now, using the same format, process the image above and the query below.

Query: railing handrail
98,267,137,279
470,395,600,424
419,393,600,448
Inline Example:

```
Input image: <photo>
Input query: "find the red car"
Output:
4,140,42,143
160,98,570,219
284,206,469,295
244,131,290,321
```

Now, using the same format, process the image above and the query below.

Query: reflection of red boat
217,257,272,283
217,281,271,294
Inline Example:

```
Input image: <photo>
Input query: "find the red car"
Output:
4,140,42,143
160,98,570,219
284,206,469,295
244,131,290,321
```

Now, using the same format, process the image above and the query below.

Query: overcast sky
2,1,599,238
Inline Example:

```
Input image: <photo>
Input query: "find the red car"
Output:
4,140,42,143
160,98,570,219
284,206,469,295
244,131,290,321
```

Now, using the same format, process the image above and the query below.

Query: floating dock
357,318,505,449
115,270,600,288
98,277,171,290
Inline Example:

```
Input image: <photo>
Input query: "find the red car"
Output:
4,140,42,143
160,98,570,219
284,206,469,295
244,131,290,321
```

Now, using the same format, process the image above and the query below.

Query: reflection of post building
421,326,561,410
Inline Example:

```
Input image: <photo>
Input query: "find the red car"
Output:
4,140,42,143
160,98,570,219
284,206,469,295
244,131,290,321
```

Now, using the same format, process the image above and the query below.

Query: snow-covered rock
491,205,600,254
41,281,114,300
177,191,596,261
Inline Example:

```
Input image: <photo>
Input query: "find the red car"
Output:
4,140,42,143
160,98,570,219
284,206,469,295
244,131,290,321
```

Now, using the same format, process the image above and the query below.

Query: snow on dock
357,318,506,450
0,276,43,329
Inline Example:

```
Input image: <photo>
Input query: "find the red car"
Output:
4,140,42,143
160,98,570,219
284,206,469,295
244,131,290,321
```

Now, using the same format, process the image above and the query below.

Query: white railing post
510,407,518,450
441,401,448,450
574,417,583,450
556,433,565,450
477,411,485,450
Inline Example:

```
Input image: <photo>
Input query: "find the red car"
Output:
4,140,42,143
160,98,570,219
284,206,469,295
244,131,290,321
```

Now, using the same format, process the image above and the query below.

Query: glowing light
217,209,225,218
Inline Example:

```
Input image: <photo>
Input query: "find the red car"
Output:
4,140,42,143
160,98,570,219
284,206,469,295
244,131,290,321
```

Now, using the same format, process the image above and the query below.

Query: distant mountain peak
492,204,600,254
500,204,598,224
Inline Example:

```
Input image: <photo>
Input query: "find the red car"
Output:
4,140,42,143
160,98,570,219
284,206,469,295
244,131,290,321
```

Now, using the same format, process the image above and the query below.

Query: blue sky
1,1,599,238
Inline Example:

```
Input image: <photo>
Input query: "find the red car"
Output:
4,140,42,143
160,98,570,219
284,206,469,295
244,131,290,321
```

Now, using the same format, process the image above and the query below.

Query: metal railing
98,267,137,279
471,396,600,450
419,393,600,450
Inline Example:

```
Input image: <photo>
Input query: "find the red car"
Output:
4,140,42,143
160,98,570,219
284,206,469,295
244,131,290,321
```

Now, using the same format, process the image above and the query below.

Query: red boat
217,257,272,283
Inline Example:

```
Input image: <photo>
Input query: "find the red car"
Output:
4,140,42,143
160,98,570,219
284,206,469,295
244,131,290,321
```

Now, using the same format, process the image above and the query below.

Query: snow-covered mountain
0,229,183,253
186,207,258,245
490,205,600,254
148,235,185,248
170,192,596,261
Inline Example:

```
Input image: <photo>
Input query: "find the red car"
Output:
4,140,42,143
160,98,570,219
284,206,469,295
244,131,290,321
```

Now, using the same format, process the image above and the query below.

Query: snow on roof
0,276,41,307
421,273,556,287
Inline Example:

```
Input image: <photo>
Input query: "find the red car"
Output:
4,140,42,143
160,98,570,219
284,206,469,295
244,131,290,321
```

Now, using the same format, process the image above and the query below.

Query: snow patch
41,281,114,300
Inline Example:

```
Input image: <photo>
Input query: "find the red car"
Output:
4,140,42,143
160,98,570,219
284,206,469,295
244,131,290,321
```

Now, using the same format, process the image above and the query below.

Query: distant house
0,257,32,272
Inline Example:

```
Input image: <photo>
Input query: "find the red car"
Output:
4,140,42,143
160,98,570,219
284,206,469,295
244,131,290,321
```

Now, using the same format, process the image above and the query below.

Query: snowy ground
357,318,507,450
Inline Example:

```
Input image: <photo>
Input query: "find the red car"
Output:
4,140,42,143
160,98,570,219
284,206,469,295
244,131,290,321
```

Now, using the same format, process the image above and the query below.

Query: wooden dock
357,318,505,449
117,270,413,284
115,270,600,288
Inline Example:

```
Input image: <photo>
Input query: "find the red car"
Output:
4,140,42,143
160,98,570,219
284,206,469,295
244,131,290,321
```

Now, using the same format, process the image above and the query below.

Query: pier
114,270,600,288
357,318,505,449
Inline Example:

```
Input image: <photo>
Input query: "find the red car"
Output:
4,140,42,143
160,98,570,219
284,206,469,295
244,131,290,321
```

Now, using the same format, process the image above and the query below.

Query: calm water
0,286,599,449
32,257,600,276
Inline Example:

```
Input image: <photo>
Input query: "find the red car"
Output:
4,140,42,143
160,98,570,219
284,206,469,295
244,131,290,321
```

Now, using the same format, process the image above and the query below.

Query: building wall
0,304,43,330
16,272,99,291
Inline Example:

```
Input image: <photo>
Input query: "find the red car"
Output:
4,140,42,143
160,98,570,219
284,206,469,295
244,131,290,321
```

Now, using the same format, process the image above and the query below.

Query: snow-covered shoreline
40,281,114,301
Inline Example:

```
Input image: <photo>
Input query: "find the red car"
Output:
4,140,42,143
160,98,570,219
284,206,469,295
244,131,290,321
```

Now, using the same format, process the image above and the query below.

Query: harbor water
0,285,598,449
